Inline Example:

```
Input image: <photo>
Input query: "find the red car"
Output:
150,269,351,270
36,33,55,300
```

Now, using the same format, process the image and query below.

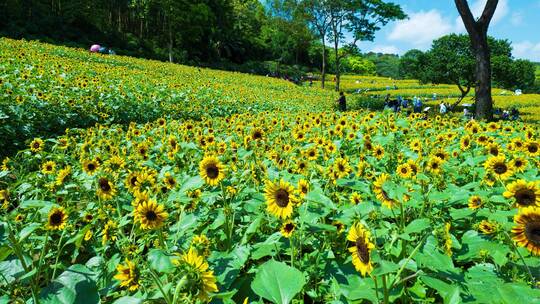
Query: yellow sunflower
199,156,226,186
46,207,68,230
41,161,56,175
468,195,484,210
174,248,219,301
484,155,514,180
114,259,140,291
347,223,375,276
396,163,413,179
510,157,528,173
82,159,100,176
133,200,168,230
97,177,117,200
503,180,540,207
333,157,351,178
280,220,296,238
30,138,44,152
297,179,309,198
523,140,539,156
477,220,497,235
512,206,540,256
265,179,297,219
350,192,362,205
373,173,398,209
372,145,385,160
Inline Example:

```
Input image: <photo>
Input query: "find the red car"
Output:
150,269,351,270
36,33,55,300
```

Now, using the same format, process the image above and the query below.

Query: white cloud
455,0,509,32
510,11,524,26
512,41,540,61
388,10,453,49
368,45,401,54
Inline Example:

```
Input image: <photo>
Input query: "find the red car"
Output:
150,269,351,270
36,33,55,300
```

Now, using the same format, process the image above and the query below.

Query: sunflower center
493,163,507,174
99,179,111,191
525,221,540,245
515,160,523,167
145,210,158,221
516,189,536,206
50,212,63,225
284,223,294,232
401,168,408,174
87,163,96,171
528,144,538,153
355,237,370,263
206,165,219,179
253,131,262,139
275,189,290,207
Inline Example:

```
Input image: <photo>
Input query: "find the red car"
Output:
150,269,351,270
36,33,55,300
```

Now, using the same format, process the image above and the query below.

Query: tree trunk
451,85,471,109
321,35,326,89
474,37,493,120
334,37,340,92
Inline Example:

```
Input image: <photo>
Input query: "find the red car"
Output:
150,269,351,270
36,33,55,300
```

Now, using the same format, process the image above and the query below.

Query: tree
328,0,405,91
302,0,331,88
492,57,536,92
347,56,376,75
455,0,499,120
398,49,426,79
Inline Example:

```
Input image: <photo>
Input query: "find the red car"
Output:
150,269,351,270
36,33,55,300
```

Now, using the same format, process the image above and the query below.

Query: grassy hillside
0,38,336,155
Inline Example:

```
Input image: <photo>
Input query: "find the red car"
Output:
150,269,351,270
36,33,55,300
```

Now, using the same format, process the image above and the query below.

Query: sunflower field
1,39,540,304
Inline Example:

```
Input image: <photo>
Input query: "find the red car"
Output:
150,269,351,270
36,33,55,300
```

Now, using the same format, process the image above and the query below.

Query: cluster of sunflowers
1,105,540,303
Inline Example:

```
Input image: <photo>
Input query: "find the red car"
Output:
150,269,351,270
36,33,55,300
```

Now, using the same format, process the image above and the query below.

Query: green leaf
113,296,144,304
19,200,53,209
404,219,431,234
0,222,7,245
211,245,250,289
19,223,41,242
148,249,175,274
179,176,204,193
251,260,306,304
39,264,99,304
371,260,399,276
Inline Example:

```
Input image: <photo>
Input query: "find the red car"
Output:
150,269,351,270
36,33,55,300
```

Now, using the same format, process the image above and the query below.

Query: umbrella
90,44,101,52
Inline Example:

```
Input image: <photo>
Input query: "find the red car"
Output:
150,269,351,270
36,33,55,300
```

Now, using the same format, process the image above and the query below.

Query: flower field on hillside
1,108,540,303
0,38,335,156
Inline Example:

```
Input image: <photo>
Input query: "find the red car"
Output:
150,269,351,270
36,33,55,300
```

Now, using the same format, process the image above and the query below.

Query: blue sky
355,0,540,61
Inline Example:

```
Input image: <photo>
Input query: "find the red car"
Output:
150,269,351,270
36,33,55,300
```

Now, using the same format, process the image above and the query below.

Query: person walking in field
337,91,347,111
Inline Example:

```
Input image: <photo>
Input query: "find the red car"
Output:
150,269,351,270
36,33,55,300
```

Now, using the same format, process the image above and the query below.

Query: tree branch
478,0,499,28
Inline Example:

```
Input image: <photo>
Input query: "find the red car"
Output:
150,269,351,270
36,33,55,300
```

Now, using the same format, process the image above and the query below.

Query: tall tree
455,0,498,120
302,0,331,88
328,0,405,91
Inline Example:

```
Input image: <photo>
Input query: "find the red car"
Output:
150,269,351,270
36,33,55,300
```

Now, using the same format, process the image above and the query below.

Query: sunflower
133,200,168,230
396,163,413,178
55,166,72,186
443,223,452,256
114,259,140,291
332,220,345,234
460,135,472,150
97,177,117,200
199,156,226,186
503,180,540,207
510,157,528,173
373,173,398,209
523,140,539,156
477,220,497,235
426,156,443,174
512,206,540,256
46,207,68,230
484,155,514,180
174,248,218,301
280,220,296,238
30,138,44,152
101,220,118,245
163,172,177,190
265,179,297,219
297,179,309,198
350,192,362,205
468,195,484,210
305,147,318,160
333,157,351,178
347,223,375,276
41,161,56,175
82,159,100,175
372,145,385,160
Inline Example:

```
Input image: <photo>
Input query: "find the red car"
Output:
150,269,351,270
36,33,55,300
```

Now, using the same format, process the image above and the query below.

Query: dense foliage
400,34,537,95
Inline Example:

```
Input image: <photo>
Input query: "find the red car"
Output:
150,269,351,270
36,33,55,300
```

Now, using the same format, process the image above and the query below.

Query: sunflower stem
382,274,389,304
289,235,295,268
504,231,535,285
51,228,66,280
149,268,172,304
171,275,188,304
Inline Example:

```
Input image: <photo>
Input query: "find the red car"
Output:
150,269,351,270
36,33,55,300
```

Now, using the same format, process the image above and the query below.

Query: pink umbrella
90,44,101,52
